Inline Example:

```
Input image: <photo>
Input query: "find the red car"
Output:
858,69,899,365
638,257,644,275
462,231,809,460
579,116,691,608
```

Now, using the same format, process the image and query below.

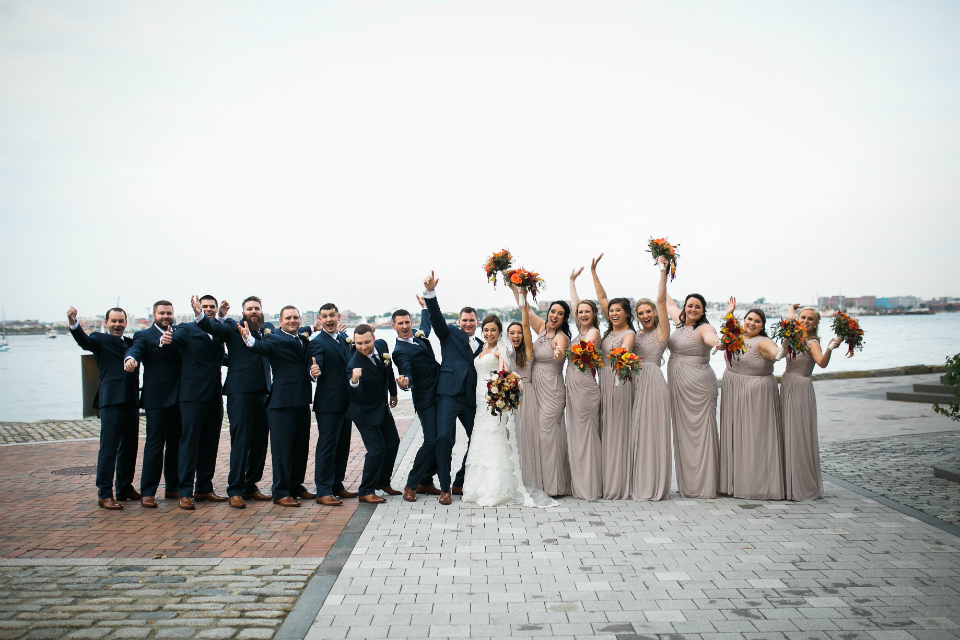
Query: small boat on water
46,328,58,339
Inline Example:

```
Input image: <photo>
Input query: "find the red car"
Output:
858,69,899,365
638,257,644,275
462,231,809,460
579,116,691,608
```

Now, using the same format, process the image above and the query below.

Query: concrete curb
0,556,323,567
275,414,422,640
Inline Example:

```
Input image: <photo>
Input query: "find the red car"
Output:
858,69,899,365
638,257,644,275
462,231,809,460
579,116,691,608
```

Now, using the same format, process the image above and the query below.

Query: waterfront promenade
1,374,958,640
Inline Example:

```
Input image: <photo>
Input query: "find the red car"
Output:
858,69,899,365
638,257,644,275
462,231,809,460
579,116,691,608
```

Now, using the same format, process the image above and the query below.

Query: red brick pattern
0,418,411,560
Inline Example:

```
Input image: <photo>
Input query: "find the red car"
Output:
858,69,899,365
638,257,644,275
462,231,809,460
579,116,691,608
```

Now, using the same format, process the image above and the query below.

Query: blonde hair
634,298,659,329
798,307,821,340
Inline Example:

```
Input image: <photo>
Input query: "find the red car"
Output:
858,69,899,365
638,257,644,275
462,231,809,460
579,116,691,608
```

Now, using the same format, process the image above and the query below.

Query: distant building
818,295,876,309
887,296,918,309
302,310,316,327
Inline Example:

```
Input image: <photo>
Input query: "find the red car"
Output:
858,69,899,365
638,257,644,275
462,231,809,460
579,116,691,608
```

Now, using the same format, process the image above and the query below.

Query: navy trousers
140,405,182,497
226,392,270,497
355,412,400,496
434,394,476,492
268,405,311,499
313,411,352,496
177,398,223,497
96,402,140,500
405,403,439,489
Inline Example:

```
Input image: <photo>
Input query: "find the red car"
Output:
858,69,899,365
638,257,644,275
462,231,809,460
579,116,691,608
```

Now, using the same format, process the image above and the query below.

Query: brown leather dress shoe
140,496,158,508
335,489,358,499
316,495,343,506
228,496,246,509
376,486,402,496
297,491,317,500
359,494,386,504
415,484,442,496
98,498,123,510
116,489,142,501
274,497,300,507
194,492,228,502
164,491,179,500
451,486,463,496
241,491,272,501
438,492,452,506
179,497,196,510
403,486,417,502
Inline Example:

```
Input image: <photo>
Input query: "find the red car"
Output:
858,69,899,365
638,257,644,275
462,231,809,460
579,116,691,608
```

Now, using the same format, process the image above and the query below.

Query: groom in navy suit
421,271,483,505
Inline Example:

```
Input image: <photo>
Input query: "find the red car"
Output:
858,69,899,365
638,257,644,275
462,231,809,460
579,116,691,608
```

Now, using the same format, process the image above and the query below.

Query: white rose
496,400,505,408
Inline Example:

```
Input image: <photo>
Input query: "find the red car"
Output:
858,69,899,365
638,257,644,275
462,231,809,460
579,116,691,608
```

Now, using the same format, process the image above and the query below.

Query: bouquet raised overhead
504,267,546,303
647,237,679,282
483,249,513,289
832,311,864,358
486,369,522,420
567,340,604,379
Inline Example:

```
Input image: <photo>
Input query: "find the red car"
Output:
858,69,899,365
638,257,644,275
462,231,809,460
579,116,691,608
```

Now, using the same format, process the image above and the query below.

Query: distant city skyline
2,2,959,322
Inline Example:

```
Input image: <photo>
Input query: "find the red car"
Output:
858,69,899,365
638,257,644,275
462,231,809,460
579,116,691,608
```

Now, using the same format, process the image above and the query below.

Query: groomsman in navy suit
168,294,230,509
421,271,483,505
234,306,313,507
124,300,181,507
305,303,357,506
67,306,140,510
345,325,400,503
196,296,275,508
391,299,443,502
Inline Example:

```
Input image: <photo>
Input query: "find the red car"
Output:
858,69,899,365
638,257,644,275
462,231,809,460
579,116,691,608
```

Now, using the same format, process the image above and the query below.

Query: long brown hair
507,321,527,368
575,300,600,333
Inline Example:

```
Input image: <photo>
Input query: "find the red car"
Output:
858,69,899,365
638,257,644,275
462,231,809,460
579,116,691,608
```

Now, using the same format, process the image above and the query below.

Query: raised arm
590,254,610,320
569,267,583,330
509,282,545,335
520,297,535,362
422,271,452,343
414,295,432,338
655,257,671,343
67,307,98,353
665,295,682,326
196,313,232,341
809,337,841,368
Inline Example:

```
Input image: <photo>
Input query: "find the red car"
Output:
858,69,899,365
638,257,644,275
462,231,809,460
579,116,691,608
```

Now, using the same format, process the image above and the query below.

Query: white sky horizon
2,1,958,323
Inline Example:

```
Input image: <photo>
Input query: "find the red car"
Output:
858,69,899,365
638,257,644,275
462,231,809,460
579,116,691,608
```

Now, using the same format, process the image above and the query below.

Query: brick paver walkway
0,419,411,560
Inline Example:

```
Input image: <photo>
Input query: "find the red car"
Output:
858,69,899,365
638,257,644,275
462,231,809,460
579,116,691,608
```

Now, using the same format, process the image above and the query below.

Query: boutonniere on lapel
263,328,272,335
414,330,426,339
345,336,355,350
381,353,392,367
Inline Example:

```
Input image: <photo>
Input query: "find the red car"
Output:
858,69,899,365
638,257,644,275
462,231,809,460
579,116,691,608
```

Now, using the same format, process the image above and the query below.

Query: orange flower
510,273,522,284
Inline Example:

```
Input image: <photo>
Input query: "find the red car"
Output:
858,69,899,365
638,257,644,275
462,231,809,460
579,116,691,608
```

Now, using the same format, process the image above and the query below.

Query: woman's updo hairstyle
745,308,769,337
481,315,502,335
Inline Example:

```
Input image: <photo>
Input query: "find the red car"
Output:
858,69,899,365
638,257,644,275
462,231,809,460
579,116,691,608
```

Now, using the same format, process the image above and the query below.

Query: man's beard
244,314,264,332
155,318,173,330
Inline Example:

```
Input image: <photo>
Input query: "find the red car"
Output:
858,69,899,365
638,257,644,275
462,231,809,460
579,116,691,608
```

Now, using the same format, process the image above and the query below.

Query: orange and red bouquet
770,317,808,361
504,267,546,302
567,340,605,379
608,347,642,386
717,313,747,365
832,311,864,358
647,237,680,282
486,369,522,420
483,249,513,288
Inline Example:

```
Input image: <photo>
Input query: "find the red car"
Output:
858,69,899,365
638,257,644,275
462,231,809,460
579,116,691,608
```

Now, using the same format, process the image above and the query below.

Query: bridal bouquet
608,347,642,386
567,340,604,379
716,313,747,365
770,317,808,361
832,311,865,358
486,370,522,420
647,237,679,282
504,268,546,303
483,249,513,288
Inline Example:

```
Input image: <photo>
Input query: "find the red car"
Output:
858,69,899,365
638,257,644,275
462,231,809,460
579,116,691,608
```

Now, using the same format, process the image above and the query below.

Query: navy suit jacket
126,324,180,409
306,329,353,413
246,330,312,409
199,317,275,395
392,309,439,411
346,342,398,425
424,294,483,406
169,318,226,403
70,326,139,409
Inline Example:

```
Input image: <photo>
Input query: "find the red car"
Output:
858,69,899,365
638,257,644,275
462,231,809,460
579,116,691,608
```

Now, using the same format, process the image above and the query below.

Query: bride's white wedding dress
462,347,558,508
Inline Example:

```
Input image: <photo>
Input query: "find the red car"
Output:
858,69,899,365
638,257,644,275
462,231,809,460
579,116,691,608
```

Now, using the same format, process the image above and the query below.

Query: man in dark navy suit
197,296,274,508
391,299,443,502
305,303,357,506
67,306,140,510
235,306,312,507
345,325,400,504
168,294,230,509
124,300,181,507
421,271,483,505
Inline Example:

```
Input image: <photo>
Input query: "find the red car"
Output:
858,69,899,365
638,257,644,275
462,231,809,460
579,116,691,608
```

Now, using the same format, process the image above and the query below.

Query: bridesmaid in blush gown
590,253,636,500
717,304,785,500
781,305,841,501
628,256,672,501
565,268,603,500
510,284,573,497
664,292,722,498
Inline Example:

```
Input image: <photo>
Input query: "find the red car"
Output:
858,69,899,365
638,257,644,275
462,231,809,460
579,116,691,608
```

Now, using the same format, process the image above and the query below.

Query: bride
462,315,558,508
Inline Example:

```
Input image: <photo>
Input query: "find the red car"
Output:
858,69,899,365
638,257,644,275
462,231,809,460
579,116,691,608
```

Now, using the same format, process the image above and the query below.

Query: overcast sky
2,1,958,322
